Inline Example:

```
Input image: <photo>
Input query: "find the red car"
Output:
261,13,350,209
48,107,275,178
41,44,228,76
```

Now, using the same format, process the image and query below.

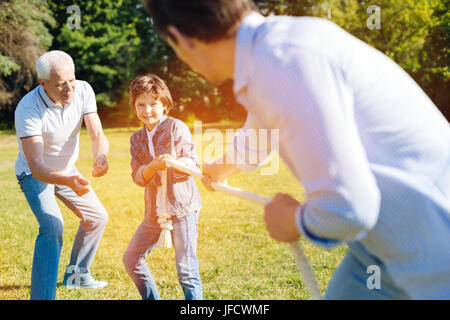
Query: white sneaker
63,278,108,289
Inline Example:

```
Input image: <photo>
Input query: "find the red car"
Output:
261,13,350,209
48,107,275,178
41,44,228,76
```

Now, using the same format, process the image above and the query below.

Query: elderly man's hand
264,193,302,242
92,154,109,177
67,175,91,197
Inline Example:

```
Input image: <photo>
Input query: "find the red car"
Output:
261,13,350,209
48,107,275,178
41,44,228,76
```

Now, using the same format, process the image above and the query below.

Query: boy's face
135,92,167,131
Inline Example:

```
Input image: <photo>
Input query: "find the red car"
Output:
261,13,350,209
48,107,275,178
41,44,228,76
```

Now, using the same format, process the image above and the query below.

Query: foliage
416,0,449,118
0,55,20,77
46,0,170,122
0,0,448,128
0,0,55,125
256,0,449,119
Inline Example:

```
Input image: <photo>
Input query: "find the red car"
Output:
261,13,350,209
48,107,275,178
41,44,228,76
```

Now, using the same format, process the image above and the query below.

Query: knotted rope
156,170,173,248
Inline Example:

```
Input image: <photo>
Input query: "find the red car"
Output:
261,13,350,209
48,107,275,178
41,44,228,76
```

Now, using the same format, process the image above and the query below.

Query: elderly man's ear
38,79,47,87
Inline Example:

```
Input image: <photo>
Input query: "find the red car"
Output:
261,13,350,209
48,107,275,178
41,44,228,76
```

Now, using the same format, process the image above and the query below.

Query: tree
0,0,55,127
417,0,449,119
46,0,246,125
46,0,169,123
2,0,447,127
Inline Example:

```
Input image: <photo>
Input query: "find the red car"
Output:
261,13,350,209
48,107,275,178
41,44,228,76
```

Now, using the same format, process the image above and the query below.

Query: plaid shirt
130,115,202,224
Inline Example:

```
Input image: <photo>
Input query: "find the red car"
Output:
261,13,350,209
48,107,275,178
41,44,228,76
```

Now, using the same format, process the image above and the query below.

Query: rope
156,170,173,248
164,158,322,300
289,243,322,300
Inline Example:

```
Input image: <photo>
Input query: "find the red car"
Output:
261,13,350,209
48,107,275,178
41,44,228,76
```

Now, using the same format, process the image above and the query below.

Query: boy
123,74,203,300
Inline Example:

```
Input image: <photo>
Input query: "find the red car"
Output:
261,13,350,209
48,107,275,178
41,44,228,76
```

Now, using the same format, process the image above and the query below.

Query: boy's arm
130,135,148,187
142,155,172,183
130,134,171,186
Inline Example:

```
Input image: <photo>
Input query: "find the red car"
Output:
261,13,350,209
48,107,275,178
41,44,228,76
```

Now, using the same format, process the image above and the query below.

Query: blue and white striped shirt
231,12,450,299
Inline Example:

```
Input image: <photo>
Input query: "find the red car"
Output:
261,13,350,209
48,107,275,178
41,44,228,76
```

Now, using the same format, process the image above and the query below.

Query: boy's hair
129,74,173,114
142,0,257,43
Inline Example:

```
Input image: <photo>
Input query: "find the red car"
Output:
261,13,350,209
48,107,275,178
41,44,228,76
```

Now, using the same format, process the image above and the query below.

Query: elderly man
143,0,450,299
14,50,109,300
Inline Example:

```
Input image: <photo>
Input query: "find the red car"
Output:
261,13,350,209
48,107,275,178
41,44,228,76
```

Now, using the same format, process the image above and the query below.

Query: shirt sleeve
250,47,381,247
130,134,147,187
82,82,97,115
14,104,42,139
225,113,275,172
172,120,199,179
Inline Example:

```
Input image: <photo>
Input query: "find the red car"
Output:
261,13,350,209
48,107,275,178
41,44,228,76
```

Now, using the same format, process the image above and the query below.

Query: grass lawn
0,124,347,300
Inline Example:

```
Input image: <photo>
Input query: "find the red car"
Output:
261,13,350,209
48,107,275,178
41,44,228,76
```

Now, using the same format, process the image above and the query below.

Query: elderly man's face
39,65,76,106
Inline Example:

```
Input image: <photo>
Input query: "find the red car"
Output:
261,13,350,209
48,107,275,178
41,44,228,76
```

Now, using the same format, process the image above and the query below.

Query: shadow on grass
0,284,30,291
0,282,73,292
0,282,72,291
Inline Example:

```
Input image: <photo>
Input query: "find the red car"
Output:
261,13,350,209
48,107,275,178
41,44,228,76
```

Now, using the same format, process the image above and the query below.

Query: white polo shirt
14,80,97,175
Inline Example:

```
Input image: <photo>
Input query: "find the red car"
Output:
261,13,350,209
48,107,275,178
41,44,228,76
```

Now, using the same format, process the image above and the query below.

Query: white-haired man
15,50,109,300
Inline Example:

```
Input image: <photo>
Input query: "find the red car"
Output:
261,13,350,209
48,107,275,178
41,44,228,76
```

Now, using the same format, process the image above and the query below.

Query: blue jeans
123,211,203,300
17,168,108,300
324,242,410,299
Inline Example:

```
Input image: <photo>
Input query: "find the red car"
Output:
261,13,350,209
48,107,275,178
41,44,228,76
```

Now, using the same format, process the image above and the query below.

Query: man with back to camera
15,50,110,300
142,0,450,299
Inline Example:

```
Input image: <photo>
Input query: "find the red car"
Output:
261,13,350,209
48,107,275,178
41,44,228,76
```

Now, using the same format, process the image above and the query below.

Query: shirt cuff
19,134,42,139
225,134,271,173
295,205,342,248
134,165,147,187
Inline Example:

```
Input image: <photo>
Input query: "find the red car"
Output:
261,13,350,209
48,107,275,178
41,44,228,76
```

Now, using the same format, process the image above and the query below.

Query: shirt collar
145,120,159,137
139,114,169,142
38,86,63,108
233,11,266,96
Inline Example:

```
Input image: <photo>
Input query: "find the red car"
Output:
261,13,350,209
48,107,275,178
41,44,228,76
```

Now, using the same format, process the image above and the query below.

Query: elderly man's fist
92,154,109,177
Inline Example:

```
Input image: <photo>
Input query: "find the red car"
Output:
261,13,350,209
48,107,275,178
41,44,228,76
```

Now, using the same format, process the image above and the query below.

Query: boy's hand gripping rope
164,158,322,300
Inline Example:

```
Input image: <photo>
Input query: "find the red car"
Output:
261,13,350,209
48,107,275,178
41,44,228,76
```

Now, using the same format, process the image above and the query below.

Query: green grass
0,125,347,300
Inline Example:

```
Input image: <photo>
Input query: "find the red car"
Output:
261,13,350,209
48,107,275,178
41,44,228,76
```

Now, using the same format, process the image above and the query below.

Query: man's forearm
213,163,241,181
91,134,109,159
28,159,70,186
206,154,242,181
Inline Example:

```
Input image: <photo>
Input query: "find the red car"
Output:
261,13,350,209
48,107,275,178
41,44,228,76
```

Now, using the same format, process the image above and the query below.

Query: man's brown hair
142,0,257,43
129,73,173,114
